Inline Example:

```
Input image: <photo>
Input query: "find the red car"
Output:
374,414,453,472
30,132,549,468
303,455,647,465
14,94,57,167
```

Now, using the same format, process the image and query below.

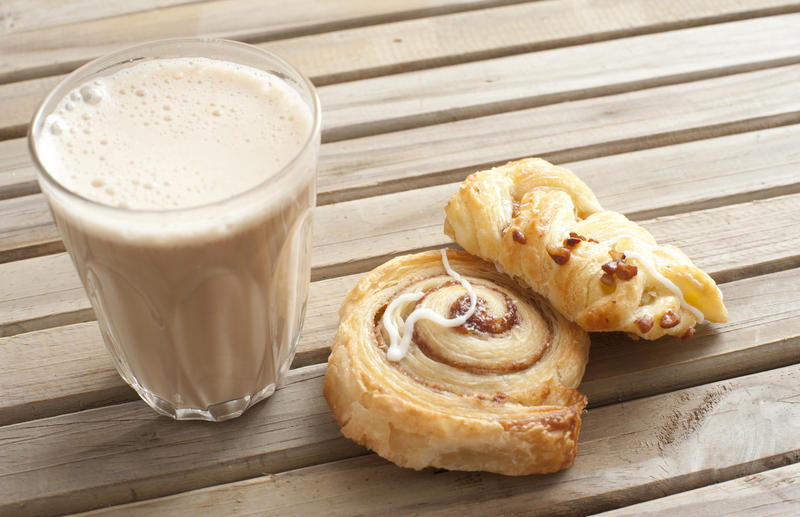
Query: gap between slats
3,12,800,144
0,0,534,85
3,61,800,265
11,59,799,215
3,0,800,88
2,347,798,516
71,367,800,517
2,123,799,339
596,462,800,516
4,115,800,267
3,190,800,424
0,0,204,35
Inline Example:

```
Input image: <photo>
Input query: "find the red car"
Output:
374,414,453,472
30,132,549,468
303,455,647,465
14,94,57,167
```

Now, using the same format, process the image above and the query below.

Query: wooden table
2,1,800,515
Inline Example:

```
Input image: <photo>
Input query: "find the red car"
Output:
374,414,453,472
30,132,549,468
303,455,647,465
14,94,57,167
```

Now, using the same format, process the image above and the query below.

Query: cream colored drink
31,45,319,421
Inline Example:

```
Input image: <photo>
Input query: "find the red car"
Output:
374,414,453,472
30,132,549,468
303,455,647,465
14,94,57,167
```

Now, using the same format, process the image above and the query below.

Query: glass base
130,380,277,422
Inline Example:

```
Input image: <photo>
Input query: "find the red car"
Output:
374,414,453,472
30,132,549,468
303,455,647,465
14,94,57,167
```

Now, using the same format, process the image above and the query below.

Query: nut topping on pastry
660,310,681,328
636,314,655,333
444,157,728,339
547,246,571,264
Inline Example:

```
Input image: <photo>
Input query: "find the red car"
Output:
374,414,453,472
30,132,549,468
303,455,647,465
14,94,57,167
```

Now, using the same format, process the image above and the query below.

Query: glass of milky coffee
29,39,321,421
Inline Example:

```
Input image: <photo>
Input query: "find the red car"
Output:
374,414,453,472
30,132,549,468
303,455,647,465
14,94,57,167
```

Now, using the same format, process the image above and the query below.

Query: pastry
444,158,728,339
323,249,590,475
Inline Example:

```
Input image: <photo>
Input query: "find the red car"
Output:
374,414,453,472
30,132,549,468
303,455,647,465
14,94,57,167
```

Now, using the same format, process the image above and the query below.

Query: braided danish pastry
323,250,589,475
444,158,728,340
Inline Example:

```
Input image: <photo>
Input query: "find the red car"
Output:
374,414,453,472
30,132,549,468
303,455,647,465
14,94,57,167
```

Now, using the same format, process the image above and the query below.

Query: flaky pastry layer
324,250,589,475
444,158,728,339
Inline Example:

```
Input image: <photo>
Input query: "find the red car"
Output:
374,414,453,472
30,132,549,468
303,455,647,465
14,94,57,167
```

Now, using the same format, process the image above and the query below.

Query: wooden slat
280,0,800,87
4,188,800,424
0,0,523,83
0,84,800,267
580,266,800,406
4,122,800,276
0,0,200,35
0,322,134,425
5,359,798,516
0,74,60,140
320,13,800,142
316,63,800,203
3,0,799,86
5,13,800,141
0,363,368,517
0,138,36,200
312,125,800,281
0,194,62,262
8,119,800,225
7,11,800,182
0,253,91,337
3,136,800,337
598,462,800,516
3,258,799,427
78,365,800,517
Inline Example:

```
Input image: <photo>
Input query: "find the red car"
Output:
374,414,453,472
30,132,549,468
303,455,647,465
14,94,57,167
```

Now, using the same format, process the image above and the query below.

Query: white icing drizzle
383,250,478,362
600,234,707,322
623,250,705,324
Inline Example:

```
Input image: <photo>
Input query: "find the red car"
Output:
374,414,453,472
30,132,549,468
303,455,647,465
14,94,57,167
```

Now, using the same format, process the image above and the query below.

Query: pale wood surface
4,0,798,83
0,0,519,82
5,104,800,265
6,13,800,140
1,1,798,515
317,64,800,203
0,0,201,35
76,364,800,516
598,462,800,516
4,264,798,429
4,183,799,341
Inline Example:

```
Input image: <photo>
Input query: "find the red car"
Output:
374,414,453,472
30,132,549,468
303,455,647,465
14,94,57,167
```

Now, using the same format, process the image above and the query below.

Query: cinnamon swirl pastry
323,250,589,475
444,158,728,340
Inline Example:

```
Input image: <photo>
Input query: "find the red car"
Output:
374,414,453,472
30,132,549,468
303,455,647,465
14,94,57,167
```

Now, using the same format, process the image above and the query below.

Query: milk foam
37,57,312,210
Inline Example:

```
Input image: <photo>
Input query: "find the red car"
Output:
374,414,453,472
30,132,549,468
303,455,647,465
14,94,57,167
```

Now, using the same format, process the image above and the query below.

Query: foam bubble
36,57,312,210
47,115,65,135
80,85,104,105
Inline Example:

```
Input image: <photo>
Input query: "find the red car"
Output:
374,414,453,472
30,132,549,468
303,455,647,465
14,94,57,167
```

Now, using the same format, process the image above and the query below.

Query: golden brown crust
444,158,728,339
323,250,589,475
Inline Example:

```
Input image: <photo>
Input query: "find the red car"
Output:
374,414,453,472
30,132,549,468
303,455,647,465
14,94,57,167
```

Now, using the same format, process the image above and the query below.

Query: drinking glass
29,38,321,421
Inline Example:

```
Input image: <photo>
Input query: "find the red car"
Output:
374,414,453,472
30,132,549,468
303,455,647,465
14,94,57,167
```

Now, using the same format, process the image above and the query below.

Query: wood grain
0,253,92,337
3,260,799,427
2,3,798,515
0,0,524,83
0,194,62,262
4,0,799,86
6,121,800,274
320,13,800,142
0,138,37,200
5,13,800,141
0,363,368,517
0,0,200,35
279,0,800,86
598,462,800,516
3,161,800,338
317,64,800,204
6,120,800,218
25,363,800,516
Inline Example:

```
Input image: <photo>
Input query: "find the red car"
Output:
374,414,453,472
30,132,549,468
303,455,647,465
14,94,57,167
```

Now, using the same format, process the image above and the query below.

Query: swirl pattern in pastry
443,157,728,339
323,250,590,475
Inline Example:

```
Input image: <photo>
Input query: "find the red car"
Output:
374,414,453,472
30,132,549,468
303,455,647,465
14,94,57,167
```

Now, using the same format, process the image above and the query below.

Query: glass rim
28,37,321,216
